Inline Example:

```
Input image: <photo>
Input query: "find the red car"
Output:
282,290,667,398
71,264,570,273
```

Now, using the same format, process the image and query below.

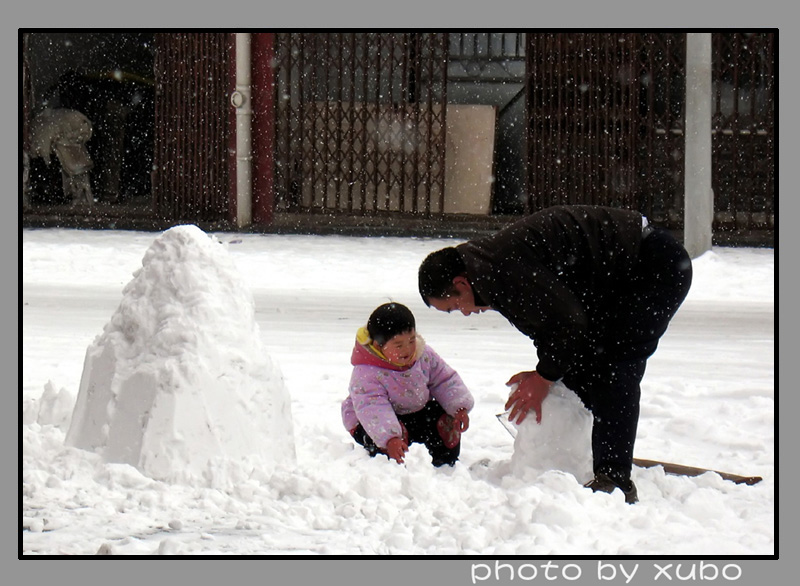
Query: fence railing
23,32,774,244
524,32,774,235
273,33,448,216
152,32,233,223
711,32,775,233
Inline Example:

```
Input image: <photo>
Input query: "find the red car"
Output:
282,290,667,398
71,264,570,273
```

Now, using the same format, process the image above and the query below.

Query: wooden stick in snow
632,458,763,485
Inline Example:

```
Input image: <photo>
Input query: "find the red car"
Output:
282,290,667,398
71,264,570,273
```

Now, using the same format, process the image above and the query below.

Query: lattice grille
525,32,774,232
712,32,775,230
274,33,448,215
153,33,232,222
526,33,641,213
636,32,686,225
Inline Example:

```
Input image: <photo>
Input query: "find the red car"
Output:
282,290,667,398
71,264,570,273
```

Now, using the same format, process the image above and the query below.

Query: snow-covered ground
22,225,774,560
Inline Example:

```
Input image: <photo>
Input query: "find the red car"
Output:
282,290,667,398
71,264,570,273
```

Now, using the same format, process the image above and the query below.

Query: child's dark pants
352,400,461,467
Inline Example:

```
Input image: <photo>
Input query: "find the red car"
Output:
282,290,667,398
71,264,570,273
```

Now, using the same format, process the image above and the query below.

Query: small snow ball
510,383,593,482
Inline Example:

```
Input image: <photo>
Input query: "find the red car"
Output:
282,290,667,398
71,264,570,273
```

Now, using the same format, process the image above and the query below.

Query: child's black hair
367,302,416,346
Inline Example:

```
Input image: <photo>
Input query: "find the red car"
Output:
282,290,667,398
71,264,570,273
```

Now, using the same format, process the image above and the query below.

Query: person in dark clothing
418,205,693,502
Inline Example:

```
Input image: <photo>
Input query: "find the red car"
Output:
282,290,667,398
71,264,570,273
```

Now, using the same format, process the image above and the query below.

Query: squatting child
341,302,474,467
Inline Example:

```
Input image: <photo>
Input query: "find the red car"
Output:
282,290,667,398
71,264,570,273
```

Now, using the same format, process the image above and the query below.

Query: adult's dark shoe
585,473,639,504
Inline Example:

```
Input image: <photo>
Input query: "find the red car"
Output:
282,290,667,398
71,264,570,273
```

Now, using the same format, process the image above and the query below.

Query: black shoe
585,473,639,504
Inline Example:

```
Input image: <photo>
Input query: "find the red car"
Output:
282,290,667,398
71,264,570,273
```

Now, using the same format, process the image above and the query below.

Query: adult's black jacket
456,205,646,382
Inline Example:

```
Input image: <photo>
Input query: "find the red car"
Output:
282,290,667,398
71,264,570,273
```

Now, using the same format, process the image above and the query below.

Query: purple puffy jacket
341,336,474,449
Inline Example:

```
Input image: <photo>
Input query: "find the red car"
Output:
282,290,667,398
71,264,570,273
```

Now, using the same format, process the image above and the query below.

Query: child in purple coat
341,302,475,467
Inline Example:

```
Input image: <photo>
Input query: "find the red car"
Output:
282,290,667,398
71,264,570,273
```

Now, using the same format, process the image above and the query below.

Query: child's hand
453,408,470,433
385,436,408,464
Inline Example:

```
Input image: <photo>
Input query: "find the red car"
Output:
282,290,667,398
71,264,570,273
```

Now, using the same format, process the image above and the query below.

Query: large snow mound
65,224,295,482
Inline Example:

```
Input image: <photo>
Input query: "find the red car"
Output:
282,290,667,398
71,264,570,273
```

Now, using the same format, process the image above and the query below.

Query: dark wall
26,33,156,204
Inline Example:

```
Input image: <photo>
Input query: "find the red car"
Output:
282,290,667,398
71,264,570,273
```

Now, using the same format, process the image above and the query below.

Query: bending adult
418,205,693,503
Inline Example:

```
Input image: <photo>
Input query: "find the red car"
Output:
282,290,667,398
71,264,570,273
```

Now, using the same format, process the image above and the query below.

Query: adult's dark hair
367,302,416,346
418,247,467,306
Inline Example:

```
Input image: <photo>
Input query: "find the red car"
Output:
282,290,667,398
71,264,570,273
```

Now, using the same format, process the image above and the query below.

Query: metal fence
525,33,687,224
636,33,688,226
23,32,774,242
711,33,775,233
272,33,449,216
447,32,526,81
152,33,233,223
524,32,774,235
526,33,645,214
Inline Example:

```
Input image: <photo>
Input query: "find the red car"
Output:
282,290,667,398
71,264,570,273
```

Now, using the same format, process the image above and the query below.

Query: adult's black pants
563,227,693,488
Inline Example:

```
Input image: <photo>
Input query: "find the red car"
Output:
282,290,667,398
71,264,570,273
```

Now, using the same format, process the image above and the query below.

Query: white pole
684,33,714,259
232,33,253,228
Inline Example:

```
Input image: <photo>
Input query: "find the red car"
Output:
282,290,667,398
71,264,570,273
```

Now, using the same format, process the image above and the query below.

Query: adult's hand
453,408,470,433
385,436,409,464
505,371,553,424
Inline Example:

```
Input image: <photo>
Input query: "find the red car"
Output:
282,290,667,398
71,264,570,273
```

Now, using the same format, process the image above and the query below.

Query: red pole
252,33,276,226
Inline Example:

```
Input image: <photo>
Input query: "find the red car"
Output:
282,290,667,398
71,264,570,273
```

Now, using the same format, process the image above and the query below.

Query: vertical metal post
232,33,253,227
684,33,713,258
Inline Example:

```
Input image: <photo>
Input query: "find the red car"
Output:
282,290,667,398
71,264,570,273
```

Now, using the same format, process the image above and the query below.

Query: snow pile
64,225,295,482
510,383,594,483
22,380,75,430
22,231,774,555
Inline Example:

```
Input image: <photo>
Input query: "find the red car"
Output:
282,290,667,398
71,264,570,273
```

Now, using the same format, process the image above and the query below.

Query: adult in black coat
418,205,693,503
